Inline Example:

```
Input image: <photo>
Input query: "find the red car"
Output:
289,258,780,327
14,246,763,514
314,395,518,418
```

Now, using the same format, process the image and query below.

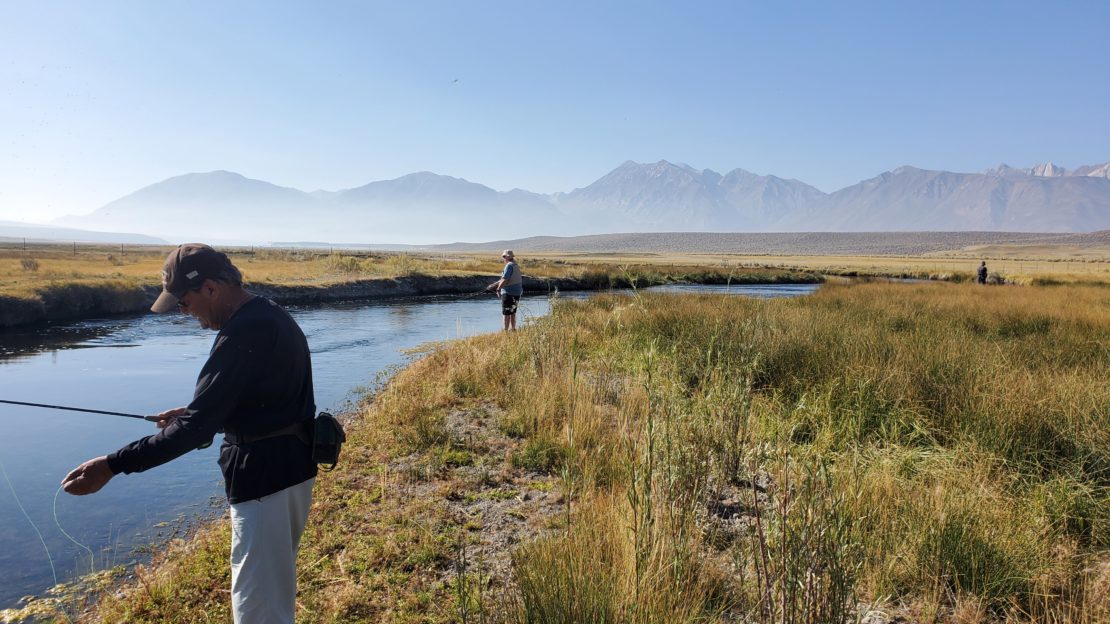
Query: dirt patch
382,402,563,590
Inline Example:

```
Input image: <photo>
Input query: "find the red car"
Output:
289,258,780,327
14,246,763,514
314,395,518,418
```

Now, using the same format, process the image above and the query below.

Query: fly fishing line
53,485,95,573
0,454,57,587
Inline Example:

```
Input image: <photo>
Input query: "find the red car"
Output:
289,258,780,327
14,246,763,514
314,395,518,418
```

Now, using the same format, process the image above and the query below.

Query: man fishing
61,243,317,624
487,249,523,331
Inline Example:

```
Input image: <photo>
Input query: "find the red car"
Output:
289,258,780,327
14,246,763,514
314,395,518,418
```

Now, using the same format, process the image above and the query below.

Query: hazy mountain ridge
60,171,322,243
0,220,168,244
430,230,1108,256
811,164,1110,232
557,160,1110,233
57,170,569,244
52,159,1110,244
556,161,826,231
987,162,1110,179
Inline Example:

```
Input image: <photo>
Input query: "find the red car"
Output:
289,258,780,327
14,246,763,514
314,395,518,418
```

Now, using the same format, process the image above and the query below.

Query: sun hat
151,244,237,313
502,250,514,259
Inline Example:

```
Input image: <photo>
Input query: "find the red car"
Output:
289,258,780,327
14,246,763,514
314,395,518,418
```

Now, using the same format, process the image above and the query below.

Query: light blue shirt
500,261,523,296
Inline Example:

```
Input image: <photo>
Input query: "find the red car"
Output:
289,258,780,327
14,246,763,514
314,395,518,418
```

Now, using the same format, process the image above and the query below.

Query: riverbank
0,268,821,328
8,240,1107,329
14,280,1105,623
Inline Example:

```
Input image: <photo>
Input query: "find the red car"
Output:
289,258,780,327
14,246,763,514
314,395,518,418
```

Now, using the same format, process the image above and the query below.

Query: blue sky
2,0,1108,222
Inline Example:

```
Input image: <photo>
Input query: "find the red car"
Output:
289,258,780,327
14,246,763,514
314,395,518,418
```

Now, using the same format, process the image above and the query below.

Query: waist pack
224,412,346,471
312,412,346,471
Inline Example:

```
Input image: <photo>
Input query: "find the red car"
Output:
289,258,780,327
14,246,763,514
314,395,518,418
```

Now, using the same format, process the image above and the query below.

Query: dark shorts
501,294,520,316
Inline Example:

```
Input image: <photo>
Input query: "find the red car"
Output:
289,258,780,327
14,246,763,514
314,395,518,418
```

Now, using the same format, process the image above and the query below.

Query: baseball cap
151,244,237,313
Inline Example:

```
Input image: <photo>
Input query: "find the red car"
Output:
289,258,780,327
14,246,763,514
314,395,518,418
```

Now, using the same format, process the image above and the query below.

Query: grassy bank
1,244,809,295
526,252,1110,285
30,280,1105,623
0,244,820,327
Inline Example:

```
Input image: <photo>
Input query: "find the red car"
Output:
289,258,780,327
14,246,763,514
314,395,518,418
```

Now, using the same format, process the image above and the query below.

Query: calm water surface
0,283,817,608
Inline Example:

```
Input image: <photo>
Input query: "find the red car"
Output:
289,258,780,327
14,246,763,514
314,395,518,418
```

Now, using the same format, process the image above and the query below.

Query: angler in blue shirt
487,249,523,331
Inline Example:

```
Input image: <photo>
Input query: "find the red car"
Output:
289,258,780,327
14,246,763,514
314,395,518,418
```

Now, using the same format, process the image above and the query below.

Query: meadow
2,233,1107,309
524,251,1110,286
0,243,820,298
0,243,824,327
45,279,1107,623
0,244,564,298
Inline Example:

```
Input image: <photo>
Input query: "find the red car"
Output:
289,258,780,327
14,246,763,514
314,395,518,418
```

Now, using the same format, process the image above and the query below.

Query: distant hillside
56,171,570,244
58,171,322,243
332,172,566,241
814,166,1110,231
52,160,1110,244
554,161,825,231
0,221,167,245
429,231,1109,256
553,160,1110,234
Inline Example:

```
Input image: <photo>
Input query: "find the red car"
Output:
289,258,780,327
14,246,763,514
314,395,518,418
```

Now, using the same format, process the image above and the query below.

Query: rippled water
0,283,817,608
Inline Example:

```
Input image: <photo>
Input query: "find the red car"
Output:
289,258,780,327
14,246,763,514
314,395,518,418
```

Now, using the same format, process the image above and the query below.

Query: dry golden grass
5,241,1109,621
426,282,1109,622
3,237,1108,304
25,280,1107,623
321,280,1108,622
0,245,550,299
0,244,616,294
522,250,1110,284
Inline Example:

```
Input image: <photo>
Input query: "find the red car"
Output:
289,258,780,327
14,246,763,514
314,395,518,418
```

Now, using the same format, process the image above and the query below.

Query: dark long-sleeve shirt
106,297,318,503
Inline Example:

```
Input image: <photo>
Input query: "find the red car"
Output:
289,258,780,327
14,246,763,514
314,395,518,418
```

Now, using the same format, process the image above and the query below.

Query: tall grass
378,282,1109,622
74,281,1108,623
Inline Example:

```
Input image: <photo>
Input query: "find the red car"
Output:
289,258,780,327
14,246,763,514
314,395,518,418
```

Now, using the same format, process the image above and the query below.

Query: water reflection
0,322,129,364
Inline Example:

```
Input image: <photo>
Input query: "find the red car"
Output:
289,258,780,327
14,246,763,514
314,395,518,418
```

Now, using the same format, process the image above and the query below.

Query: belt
225,420,311,445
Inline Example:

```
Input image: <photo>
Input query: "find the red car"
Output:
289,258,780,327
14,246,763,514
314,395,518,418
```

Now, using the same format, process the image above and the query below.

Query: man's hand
146,406,187,429
62,456,114,495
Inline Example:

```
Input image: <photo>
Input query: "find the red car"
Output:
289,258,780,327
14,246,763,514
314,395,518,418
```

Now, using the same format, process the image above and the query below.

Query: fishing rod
460,287,497,299
0,399,159,421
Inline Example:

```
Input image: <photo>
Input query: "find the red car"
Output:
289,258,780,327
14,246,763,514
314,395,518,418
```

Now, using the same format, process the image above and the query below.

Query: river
0,283,817,610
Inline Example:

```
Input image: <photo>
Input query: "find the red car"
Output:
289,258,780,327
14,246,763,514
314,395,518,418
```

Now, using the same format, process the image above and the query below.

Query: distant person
977,261,988,285
61,244,317,624
487,249,523,331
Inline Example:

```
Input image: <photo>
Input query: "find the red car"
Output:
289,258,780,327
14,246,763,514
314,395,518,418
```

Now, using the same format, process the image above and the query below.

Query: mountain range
0,220,167,245
431,230,1110,256
51,160,1110,244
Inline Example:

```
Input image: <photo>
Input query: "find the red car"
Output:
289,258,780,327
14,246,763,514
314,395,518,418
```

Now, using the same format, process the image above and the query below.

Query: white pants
230,478,315,624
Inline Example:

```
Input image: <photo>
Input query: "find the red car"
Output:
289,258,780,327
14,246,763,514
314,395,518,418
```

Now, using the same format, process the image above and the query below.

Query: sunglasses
176,287,204,310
